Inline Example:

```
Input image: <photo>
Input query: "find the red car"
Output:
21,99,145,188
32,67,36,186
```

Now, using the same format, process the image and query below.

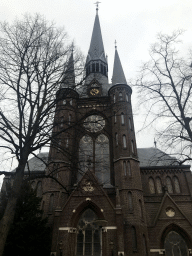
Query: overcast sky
0,0,192,153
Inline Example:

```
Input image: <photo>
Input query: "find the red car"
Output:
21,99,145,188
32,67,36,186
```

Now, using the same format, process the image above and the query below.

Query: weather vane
94,1,101,13
115,40,117,49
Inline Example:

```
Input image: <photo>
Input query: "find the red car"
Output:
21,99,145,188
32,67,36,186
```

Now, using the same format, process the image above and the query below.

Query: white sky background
0,0,192,183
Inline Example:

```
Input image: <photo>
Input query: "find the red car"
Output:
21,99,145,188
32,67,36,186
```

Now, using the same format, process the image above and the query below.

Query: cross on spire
94,1,101,13
115,40,117,49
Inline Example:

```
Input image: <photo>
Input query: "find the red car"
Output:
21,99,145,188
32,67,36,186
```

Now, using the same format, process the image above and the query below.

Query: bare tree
0,14,83,255
134,30,192,164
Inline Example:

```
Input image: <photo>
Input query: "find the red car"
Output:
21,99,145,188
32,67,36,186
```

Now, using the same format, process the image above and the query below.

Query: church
3,7,192,256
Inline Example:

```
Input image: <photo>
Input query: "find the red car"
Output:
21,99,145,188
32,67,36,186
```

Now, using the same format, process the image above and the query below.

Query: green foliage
2,182,51,256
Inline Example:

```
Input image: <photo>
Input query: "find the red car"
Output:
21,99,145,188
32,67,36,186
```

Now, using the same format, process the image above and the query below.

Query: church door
76,209,101,256
164,231,189,256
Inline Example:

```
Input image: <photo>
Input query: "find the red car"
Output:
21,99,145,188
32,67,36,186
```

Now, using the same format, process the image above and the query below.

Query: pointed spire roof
86,12,107,64
61,50,75,88
112,47,127,85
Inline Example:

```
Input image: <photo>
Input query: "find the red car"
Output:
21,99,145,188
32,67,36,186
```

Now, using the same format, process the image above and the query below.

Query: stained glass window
149,178,155,194
76,209,101,256
95,134,110,184
156,177,162,194
166,176,173,193
173,176,181,193
78,134,110,185
164,231,188,256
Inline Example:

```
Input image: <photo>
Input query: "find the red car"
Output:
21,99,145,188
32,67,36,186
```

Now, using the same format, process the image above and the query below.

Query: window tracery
164,231,188,256
78,134,110,184
76,209,101,256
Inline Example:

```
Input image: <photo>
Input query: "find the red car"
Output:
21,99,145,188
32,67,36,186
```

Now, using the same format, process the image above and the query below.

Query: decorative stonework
166,207,175,217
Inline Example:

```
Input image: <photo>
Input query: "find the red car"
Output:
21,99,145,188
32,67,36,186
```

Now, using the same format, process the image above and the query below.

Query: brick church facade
2,8,192,256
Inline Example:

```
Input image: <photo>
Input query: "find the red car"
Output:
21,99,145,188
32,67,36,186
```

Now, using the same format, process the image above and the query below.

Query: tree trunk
0,163,25,256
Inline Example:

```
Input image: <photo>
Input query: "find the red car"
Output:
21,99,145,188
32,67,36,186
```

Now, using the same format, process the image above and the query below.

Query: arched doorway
164,231,189,256
76,209,102,256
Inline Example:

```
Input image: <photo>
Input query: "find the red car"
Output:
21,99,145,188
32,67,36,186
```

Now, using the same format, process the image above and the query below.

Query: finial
94,1,101,13
154,138,157,148
115,40,117,49
71,41,74,53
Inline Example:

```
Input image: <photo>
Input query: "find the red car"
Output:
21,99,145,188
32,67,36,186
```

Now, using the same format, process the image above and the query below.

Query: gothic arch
70,200,105,228
160,224,192,249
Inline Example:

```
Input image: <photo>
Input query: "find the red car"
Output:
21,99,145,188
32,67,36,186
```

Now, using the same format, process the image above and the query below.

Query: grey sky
0,0,192,155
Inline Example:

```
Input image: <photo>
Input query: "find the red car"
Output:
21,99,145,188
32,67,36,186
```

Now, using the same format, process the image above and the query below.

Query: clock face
83,115,105,132
90,88,99,96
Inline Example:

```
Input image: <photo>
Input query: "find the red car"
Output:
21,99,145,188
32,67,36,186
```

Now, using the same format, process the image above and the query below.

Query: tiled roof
137,147,178,167
112,48,127,85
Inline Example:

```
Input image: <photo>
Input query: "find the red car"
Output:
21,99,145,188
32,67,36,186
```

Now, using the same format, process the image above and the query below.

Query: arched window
129,118,132,130
121,113,125,125
70,99,72,105
78,134,110,184
115,133,118,146
95,134,110,184
139,199,143,219
127,161,131,176
156,177,162,194
49,194,54,212
119,92,123,101
173,176,181,193
131,226,137,251
36,181,42,197
143,235,148,256
123,161,127,176
164,231,188,256
131,140,135,153
113,94,116,103
63,99,66,105
76,209,101,256
149,177,155,194
166,176,173,193
114,111,117,123
123,135,127,148
126,93,129,102
69,114,71,125
128,191,133,212
79,135,93,178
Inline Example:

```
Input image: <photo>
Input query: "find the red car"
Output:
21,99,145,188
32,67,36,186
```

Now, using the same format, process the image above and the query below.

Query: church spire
86,11,107,65
112,46,127,85
61,47,75,89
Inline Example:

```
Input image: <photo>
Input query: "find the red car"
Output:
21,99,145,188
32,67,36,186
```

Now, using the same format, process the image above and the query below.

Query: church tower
43,7,150,256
